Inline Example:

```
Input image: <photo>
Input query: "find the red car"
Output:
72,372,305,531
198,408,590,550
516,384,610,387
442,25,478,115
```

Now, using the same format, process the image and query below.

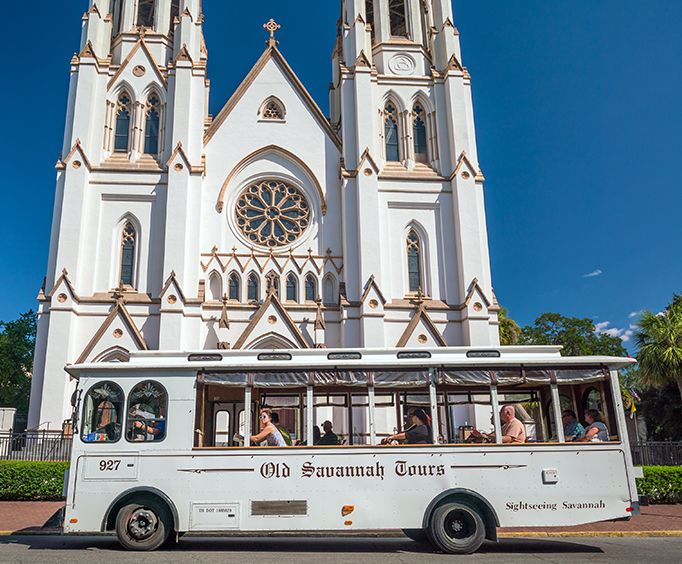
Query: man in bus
317,420,340,446
471,405,526,444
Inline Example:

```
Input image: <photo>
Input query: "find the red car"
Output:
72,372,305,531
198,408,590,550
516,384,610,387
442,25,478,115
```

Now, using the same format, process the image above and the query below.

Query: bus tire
428,501,486,555
115,499,171,551
402,528,430,544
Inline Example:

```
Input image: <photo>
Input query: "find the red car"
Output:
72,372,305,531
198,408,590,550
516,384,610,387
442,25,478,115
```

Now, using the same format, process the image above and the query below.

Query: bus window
81,381,124,443
260,393,302,445
446,392,493,443
126,381,168,442
214,410,230,447
399,393,446,443
352,393,396,445
307,393,349,446
546,394,573,440
498,391,544,442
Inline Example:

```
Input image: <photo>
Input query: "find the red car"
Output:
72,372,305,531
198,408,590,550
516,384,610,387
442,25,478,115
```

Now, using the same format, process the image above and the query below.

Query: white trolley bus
63,346,640,554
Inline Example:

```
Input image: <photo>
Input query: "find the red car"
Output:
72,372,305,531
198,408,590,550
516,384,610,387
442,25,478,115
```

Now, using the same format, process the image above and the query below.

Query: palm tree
634,298,682,399
498,307,522,346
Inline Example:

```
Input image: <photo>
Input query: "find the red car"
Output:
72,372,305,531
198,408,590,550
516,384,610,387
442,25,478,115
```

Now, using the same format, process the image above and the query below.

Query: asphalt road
0,535,679,563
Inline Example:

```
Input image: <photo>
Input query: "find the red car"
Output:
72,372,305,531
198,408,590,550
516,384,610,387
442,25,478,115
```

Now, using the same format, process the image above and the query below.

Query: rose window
235,180,311,247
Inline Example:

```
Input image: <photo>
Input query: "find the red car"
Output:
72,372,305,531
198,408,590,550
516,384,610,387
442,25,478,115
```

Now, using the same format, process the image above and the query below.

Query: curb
498,531,682,538
0,529,681,539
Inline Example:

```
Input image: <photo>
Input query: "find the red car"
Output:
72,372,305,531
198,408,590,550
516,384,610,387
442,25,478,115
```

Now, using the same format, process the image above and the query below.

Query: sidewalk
0,502,680,537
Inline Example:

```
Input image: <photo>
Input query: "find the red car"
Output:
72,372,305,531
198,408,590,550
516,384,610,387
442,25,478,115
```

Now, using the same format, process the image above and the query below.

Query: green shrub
636,466,682,504
0,461,69,501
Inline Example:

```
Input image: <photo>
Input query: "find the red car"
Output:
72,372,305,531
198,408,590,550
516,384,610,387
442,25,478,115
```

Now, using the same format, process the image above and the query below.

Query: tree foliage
0,311,37,413
519,312,628,357
498,307,522,346
635,296,682,399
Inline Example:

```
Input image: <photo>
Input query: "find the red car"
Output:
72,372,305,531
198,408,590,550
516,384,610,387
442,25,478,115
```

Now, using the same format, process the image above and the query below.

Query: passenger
317,420,340,446
250,408,287,447
562,409,585,441
269,412,293,446
471,405,526,444
384,408,432,445
577,409,609,442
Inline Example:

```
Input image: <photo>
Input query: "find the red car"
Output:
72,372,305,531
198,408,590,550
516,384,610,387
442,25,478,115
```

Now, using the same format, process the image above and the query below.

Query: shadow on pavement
0,535,604,555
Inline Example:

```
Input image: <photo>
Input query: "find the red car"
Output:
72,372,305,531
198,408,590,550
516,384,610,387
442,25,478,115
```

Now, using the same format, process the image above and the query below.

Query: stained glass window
286,274,298,302
235,180,311,248
413,104,428,163
228,273,240,301
407,229,422,293
248,273,260,302
120,222,136,287
144,95,160,155
114,93,131,153
384,103,400,162
305,275,317,302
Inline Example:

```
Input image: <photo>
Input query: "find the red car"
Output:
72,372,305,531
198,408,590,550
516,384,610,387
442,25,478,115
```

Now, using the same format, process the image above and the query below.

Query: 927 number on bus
99,459,121,472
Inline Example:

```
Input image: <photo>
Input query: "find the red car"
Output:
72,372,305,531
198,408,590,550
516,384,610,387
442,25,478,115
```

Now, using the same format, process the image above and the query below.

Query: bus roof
65,346,636,378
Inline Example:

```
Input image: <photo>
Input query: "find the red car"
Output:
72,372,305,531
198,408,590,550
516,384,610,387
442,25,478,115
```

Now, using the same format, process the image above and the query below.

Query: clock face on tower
235,179,311,248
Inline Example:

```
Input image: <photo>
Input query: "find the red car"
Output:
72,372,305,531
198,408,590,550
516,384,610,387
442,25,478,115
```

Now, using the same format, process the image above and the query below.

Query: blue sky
1,1,680,348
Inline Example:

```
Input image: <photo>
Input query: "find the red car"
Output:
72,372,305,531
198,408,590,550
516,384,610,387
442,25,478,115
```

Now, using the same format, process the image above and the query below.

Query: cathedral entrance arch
246,332,298,350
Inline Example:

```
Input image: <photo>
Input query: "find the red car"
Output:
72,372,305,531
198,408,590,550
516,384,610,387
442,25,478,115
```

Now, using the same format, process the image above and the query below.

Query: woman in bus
250,408,287,447
384,408,432,445
576,409,609,442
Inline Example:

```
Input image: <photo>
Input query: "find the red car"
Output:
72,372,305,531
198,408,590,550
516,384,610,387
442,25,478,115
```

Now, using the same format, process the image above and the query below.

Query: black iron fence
0,432,679,466
630,441,682,467
0,431,72,462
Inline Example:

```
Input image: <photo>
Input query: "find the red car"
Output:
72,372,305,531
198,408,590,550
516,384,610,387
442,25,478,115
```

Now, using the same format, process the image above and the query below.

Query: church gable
397,306,447,348
107,39,167,92
233,290,311,350
76,301,148,364
204,47,341,151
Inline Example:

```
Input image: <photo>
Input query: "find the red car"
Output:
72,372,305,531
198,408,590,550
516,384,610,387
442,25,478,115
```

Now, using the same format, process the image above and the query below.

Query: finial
264,18,281,47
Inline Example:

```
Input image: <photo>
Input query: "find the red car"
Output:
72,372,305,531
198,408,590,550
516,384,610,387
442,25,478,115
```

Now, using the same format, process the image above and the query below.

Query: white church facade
29,0,500,430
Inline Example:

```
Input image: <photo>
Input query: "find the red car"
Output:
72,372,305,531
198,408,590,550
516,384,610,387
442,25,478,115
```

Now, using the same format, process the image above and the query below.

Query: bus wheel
402,529,429,544
428,502,485,555
115,499,171,551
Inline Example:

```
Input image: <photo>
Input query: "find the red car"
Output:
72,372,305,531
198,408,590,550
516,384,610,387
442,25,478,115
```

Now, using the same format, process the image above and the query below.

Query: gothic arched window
413,103,428,163
323,275,336,305
407,229,423,293
247,273,260,302
228,272,240,301
260,97,286,121
144,95,161,156
137,0,156,29
286,273,298,302
384,102,400,162
208,272,222,301
120,222,137,287
114,93,132,153
389,0,408,38
112,0,124,37
305,275,317,302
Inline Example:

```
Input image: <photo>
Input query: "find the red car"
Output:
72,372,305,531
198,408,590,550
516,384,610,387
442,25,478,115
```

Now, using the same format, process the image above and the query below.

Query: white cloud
594,322,637,343
628,310,643,319
582,269,603,278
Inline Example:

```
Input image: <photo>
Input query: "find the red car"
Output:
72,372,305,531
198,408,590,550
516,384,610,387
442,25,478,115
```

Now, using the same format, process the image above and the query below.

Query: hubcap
127,508,159,540
444,510,474,541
